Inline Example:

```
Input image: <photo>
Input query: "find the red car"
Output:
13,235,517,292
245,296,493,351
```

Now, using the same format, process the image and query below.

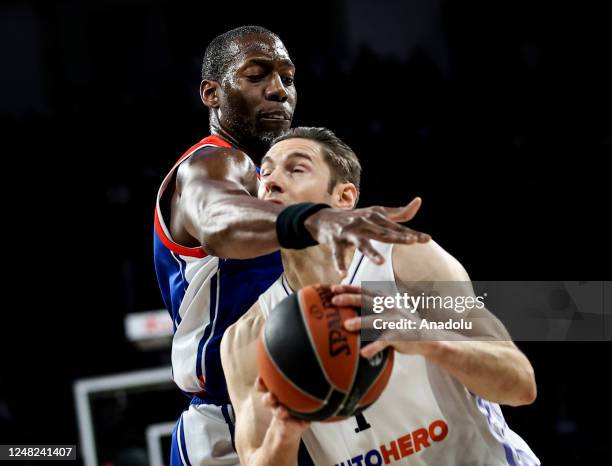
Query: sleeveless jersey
257,242,539,466
154,135,283,403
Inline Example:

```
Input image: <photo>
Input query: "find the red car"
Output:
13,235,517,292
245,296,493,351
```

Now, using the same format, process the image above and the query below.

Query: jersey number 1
354,412,371,433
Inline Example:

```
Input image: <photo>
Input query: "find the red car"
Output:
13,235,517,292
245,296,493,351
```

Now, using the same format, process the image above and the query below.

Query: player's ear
200,80,221,108
334,182,358,209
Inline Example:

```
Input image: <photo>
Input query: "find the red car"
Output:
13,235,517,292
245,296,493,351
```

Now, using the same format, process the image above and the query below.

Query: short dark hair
202,25,280,82
272,127,361,193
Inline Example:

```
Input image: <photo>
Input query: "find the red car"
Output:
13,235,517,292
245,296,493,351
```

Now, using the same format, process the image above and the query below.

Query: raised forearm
198,194,284,258
423,340,536,406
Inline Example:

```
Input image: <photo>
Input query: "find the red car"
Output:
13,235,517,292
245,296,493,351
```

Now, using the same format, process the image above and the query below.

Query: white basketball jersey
257,242,540,466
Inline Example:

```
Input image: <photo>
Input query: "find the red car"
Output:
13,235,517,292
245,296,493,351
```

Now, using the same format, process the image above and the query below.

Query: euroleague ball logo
311,286,352,357
326,306,351,357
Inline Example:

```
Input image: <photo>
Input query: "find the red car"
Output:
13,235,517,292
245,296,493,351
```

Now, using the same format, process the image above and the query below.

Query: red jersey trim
154,135,233,258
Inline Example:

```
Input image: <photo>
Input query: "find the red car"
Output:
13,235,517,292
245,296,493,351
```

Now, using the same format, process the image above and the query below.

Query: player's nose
265,73,288,102
262,178,284,194
261,170,285,194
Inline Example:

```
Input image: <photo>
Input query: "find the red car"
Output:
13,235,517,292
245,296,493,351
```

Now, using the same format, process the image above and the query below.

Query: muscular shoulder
392,240,470,283
176,145,257,192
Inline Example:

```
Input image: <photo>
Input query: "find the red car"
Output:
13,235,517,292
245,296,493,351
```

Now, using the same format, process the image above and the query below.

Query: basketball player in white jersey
221,127,540,466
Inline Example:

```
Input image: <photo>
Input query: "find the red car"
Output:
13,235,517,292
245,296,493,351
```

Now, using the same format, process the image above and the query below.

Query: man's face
258,138,335,206
218,34,297,145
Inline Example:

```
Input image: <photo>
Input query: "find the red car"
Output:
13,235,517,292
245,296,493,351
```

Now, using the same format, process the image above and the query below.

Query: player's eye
246,74,265,82
282,76,294,86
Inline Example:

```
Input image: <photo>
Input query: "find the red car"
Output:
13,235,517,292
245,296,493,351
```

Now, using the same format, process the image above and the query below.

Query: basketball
257,284,394,421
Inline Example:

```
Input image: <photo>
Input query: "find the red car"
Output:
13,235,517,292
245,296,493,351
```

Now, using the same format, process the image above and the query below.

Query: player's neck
281,245,356,292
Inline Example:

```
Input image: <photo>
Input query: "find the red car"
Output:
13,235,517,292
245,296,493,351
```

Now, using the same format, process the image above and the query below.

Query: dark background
1,0,610,464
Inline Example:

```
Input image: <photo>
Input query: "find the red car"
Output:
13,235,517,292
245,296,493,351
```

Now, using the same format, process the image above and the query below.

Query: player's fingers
330,285,383,299
354,238,384,265
275,407,310,429
262,392,279,408
367,212,420,233
361,222,419,245
275,405,290,420
331,242,348,278
255,376,268,393
332,293,360,308
387,227,430,244
374,224,430,244
344,316,363,331
330,284,362,295
262,393,273,407
417,230,431,242
272,405,288,421
345,312,384,331
332,292,375,310
361,339,391,358
381,197,422,223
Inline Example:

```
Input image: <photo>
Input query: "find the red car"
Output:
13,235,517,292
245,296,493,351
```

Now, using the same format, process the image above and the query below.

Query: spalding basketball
257,284,394,421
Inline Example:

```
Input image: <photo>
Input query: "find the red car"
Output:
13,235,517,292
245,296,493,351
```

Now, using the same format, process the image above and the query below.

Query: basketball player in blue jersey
154,27,430,466
221,127,539,465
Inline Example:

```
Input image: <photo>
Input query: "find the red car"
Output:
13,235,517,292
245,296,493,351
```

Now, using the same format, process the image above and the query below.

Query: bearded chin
258,130,279,144
252,123,290,146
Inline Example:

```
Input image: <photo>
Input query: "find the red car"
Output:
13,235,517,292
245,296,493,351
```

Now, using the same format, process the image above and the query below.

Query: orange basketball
257,284,394,421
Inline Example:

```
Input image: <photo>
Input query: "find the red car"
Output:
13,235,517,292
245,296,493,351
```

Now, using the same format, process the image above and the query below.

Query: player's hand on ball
305,197,430,277
255,376,311,433
331,285,437,358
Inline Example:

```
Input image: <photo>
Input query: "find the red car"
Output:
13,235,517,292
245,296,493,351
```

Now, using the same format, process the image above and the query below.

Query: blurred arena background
1,0,609,464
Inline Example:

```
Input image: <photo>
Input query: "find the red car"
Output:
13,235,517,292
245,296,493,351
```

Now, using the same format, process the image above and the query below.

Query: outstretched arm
172,147,429,273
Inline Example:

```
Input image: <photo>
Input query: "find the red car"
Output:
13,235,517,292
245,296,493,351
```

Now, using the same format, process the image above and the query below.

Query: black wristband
276,202,330,249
